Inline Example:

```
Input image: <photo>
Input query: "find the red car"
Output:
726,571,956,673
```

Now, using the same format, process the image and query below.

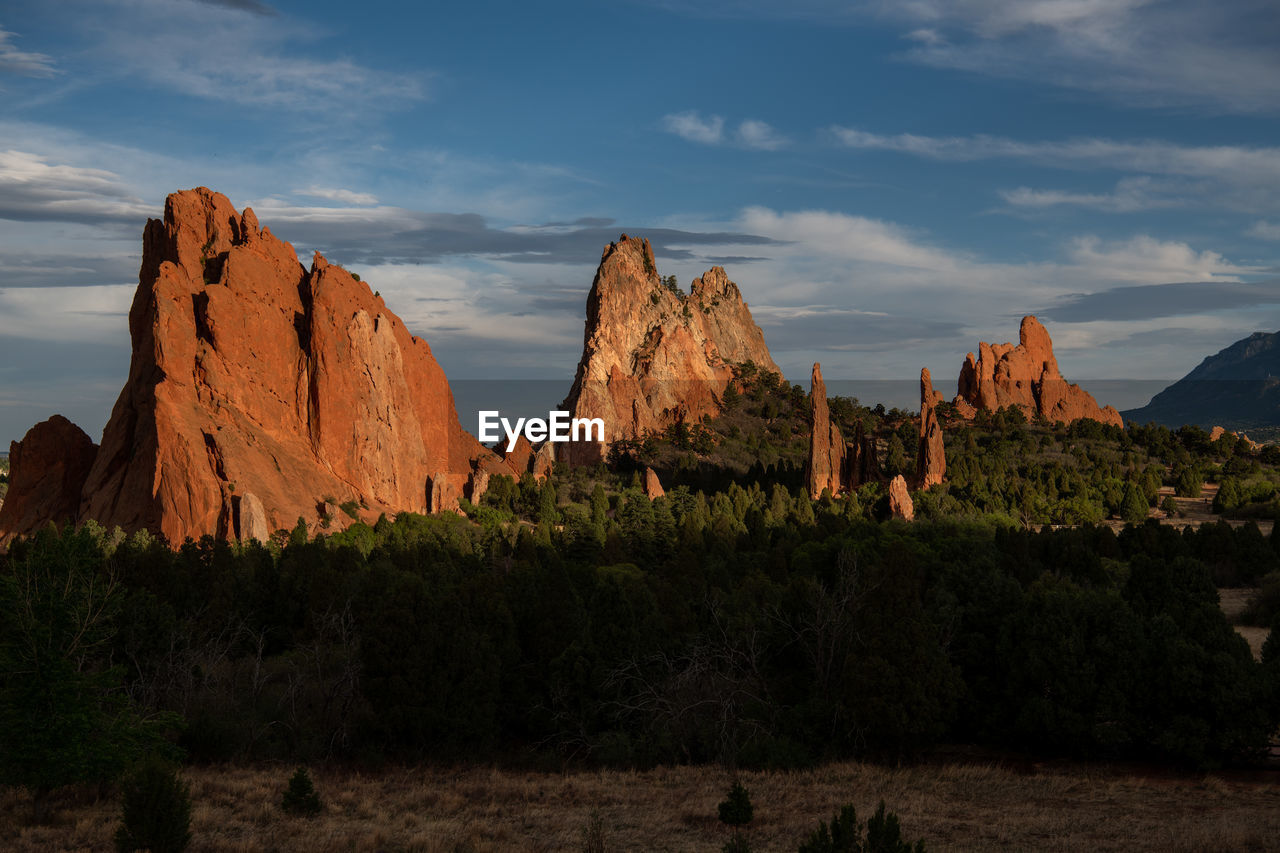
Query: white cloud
662,113,789,150
1065,235,1258,283
0,285,134,343
0,27,57,77
1247,221,1280,241
999,177,1185,213
832,128,1280,212
78,0,426,113
735,120,788,151
661,111,725,145
296,186,379,206
0,149,152,224
876,0,1280,114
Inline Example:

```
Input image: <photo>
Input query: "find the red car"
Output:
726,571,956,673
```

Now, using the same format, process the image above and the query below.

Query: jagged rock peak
32,186,515,546
561,234,780,464
806,362,845,499
954,315,1122,428
916,368,946,489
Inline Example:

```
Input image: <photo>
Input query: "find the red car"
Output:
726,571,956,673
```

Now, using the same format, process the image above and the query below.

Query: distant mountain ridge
1122,330,1280,431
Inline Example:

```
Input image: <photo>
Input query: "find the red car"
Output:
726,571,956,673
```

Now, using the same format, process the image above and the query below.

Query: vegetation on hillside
1,364,1279,836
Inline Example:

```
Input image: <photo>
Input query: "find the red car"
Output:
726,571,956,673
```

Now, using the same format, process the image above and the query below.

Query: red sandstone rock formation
560,235,779,464
807,363,846,499
888,474,914,521
916,368,946,489
955,316,1122,427
0,416,98,547
531,442,555,481
500,435,535,475
644,467,665,499
32,187,510,545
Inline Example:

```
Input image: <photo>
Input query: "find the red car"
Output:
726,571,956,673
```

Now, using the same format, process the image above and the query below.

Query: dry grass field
5,760,1280,852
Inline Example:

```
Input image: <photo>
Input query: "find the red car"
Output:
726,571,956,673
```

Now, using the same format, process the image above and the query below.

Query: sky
2,0,1280,445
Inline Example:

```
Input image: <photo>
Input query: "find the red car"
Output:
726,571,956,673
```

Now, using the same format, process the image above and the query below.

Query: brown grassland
5,759,1280,852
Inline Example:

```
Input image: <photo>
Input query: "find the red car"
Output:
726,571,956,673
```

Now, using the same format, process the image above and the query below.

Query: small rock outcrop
955,316,1122,427
644,467,665,499
560,235,780,464
888,474,914,521
916,368,946,489
0,416,98,546
0,188,511,547
807,363,846,499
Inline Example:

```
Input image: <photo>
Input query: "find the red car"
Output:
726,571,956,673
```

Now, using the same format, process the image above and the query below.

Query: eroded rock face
916,368,946,489
888,474,914,521
807,363,846,499
70,187,504,543
0,416,98,546
560,235,780,464
644,467,665,499
954,316,1122,428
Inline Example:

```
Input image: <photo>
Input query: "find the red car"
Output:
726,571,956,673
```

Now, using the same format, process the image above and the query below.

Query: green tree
0,528,176,822
1120,481,1149,525
281,766,322,817
114,758,192,853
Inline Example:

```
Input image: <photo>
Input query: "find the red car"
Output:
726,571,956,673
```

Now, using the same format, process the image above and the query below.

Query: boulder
0,416,98,547
644,467,665,499
888,474,914,521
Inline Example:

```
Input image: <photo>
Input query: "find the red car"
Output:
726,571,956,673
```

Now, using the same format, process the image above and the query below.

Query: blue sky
2,0,1280,444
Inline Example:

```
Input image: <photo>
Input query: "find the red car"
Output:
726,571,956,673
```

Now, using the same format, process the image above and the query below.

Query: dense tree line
4,369,1280,813
3,492,1277,793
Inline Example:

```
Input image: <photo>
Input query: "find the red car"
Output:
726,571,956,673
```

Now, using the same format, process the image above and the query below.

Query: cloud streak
0,27,57,77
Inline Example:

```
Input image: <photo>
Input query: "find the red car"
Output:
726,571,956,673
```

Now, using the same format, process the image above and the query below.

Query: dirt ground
6,760,1280,852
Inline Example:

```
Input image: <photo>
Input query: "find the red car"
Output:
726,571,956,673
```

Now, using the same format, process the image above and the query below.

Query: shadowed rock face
560,235,780,464
955,316,1122,428
917,368,946,489
46,187,508,545
0,416,98,547
807,363,846,499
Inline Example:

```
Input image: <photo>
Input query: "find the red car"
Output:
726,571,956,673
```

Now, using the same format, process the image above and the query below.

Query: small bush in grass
719,780,754,852
797,801,925,853
281,767,322,817
114,758,192,853
718,780,753,826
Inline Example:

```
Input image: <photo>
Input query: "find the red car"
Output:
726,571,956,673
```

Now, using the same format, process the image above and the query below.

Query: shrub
114,758,192,853
281,767,322,817
798,801,925,853
718,780,754,826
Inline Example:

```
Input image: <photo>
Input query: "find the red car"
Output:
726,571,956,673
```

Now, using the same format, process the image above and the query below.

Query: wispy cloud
661,110,724,144
80,0,425,113
832,128,1280,212
192,0,277,15
1248,221,1280,241
735,120,788,151
662,112,788,150
297,186,379,206
999,177,1185,213
0,150,151,225
0,26,57,77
